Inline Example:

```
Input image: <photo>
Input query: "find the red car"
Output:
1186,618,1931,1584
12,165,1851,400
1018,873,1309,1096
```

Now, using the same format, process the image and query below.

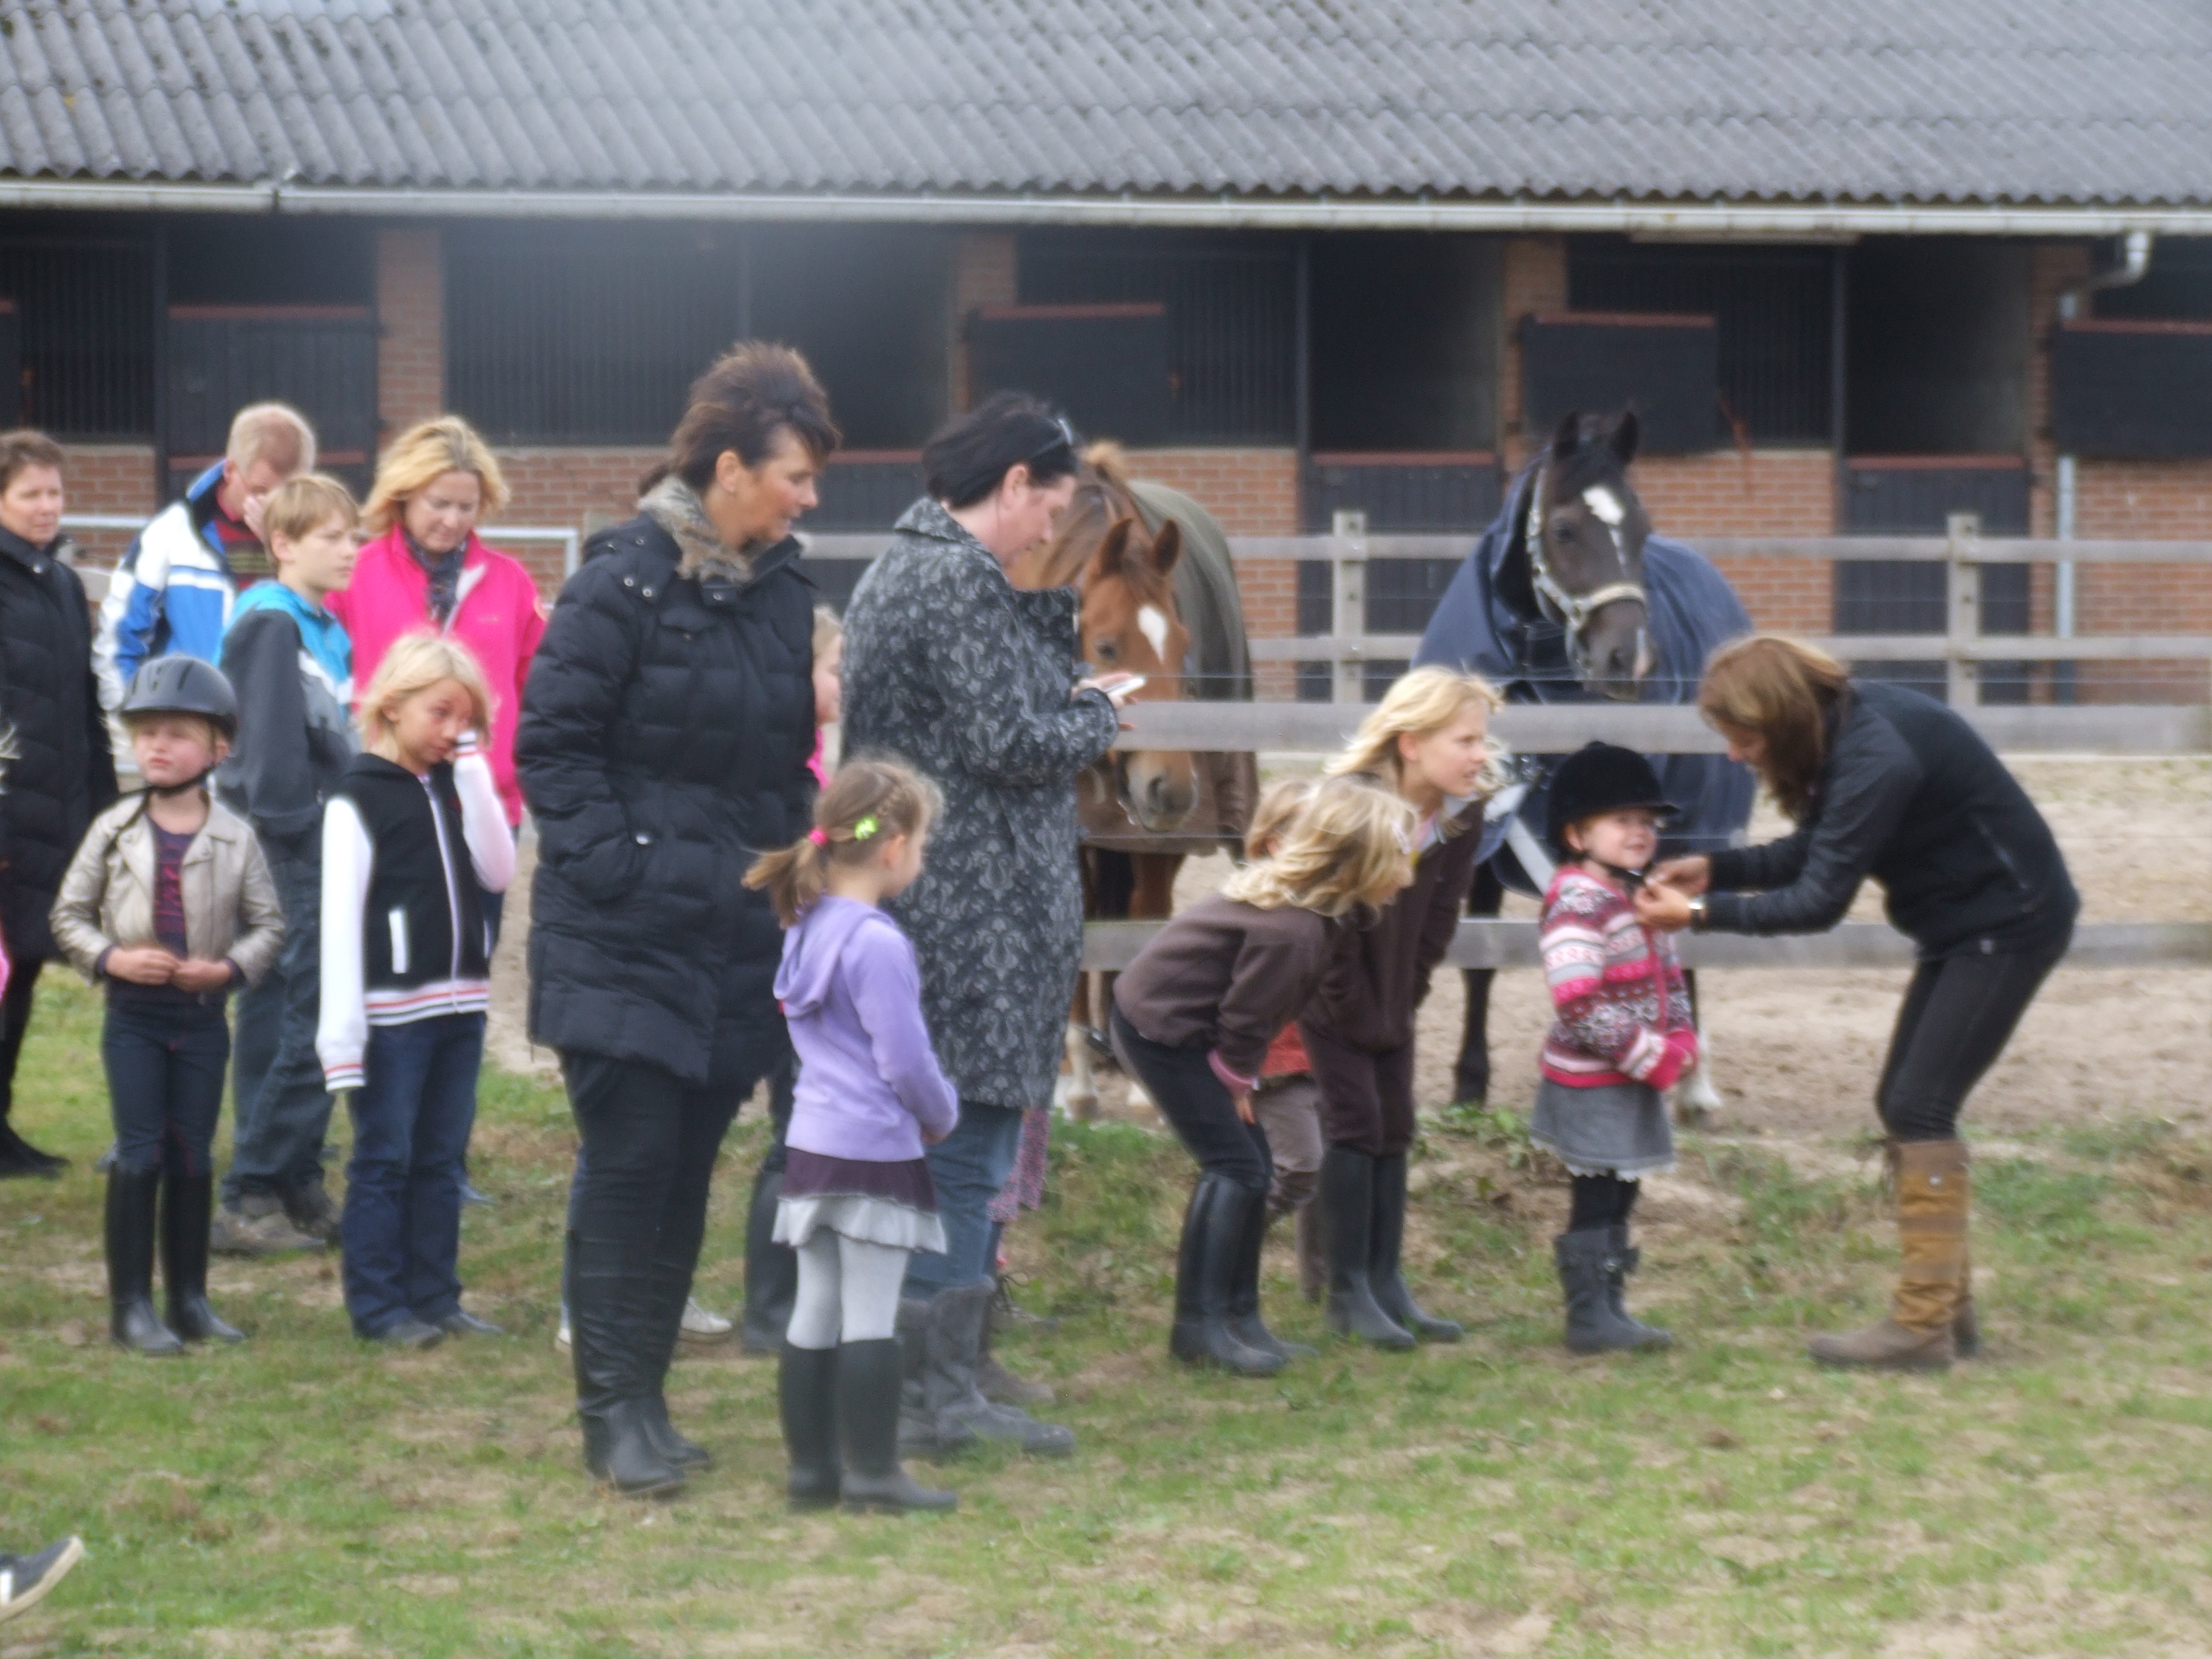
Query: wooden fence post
1330,509,1367,705
1946,511,1982,709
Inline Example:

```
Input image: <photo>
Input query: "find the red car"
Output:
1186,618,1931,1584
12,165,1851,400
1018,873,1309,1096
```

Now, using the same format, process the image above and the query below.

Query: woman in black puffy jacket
517,344,837,1497
1638,635,2076,1374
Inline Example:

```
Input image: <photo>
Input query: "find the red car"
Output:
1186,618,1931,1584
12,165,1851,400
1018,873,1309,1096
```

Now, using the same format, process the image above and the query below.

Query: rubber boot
1319,1148,1415,1350
1169,1177,1284,1376
921,1283,1077,1454
838,1339,957,1513
639,1253,710,1469
1232,1185,1313,1362
778,1341,843,1510
1808,1140,1966,1372
1294,1201,1325,1304
1368,1153,1462,1342
161,1171,244,1344
739,1162,797,1357
569,1233,685,1497
106,1168,183,1356
1555,1229,1648,1354
1601,1225,1672,1350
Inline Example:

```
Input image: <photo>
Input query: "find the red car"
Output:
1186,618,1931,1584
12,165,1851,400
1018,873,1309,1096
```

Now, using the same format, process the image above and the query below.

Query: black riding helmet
1545,741,1679,858
120,655,239,739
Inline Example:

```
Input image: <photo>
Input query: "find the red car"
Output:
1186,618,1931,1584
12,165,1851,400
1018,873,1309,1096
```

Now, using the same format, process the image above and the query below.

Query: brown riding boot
1807,1139,1967,1372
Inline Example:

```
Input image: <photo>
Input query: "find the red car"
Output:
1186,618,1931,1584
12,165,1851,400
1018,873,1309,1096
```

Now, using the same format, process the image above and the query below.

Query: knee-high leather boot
1367,1153,1462,1342
570,1232,684,1497
1232,1181,1313,1362
1169,1176,1282,1376
641,1251,711,1468
1808,1139,1967,1371
1320,1148,1414,1350
107,1169,183,1356
162,1171,243,1343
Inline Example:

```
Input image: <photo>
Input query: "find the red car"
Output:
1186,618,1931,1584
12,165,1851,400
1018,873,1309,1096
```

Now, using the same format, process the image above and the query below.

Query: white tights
786,1230,909,1350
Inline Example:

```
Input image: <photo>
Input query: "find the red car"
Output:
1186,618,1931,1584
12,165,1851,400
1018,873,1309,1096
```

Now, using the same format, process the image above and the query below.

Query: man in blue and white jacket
93,403,317,717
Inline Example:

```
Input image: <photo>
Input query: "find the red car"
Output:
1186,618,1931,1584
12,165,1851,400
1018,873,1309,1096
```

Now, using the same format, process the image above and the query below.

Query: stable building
4,0,2212,700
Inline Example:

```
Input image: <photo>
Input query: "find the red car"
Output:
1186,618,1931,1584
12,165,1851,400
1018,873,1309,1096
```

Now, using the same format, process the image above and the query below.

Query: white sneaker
0,1537,84,1625
679,1296,733,1343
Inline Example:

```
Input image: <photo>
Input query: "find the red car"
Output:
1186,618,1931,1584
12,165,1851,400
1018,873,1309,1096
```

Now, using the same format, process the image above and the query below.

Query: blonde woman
333,415,545,834
1112,776,1417,1376
317,632,516,1350
1304,666,1503,1349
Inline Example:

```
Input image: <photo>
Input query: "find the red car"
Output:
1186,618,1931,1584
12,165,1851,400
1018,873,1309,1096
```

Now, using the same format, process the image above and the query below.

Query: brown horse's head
1017,444,1198,833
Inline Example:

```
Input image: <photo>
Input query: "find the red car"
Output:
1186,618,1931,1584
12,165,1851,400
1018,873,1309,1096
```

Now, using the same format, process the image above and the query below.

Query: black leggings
1877,941,2066,1142
1569,1174,1639,1232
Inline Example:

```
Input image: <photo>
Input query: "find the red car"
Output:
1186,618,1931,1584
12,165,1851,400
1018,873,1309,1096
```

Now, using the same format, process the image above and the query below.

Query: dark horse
1414,410,1755,1116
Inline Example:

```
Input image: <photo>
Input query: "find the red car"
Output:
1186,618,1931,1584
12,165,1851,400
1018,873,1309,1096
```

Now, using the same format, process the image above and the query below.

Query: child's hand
169,958,237,994
1233,1091,1256,1125
106,946,179,985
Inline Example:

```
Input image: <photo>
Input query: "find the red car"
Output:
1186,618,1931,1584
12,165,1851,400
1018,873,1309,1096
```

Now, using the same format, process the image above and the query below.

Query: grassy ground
6,973,2212,1657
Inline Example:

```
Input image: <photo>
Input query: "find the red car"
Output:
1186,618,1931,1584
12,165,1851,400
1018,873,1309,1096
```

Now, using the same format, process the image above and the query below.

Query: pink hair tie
808,827,829,847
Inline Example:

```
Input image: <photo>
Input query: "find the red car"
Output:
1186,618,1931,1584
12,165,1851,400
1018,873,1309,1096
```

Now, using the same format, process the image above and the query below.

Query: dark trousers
902,1097,1026,1299
226,849,333,1204
1877,939,2068,1142
103,996,231,1180
341,1013,485,1336
0,954,43,1122
1111,1009,1273,1194
1299,1021,1419,1158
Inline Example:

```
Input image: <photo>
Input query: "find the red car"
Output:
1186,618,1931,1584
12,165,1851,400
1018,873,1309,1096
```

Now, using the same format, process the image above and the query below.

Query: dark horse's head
1507,410,1656,701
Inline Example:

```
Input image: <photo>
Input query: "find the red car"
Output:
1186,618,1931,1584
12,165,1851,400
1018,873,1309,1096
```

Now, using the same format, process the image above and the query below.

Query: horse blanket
1414,462,1755,891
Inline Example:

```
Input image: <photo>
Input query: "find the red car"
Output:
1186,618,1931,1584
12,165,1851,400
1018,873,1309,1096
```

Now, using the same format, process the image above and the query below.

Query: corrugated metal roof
2,0,2209,207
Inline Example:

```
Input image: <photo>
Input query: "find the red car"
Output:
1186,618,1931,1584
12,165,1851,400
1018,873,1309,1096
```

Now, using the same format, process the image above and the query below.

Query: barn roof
3,0,2210,219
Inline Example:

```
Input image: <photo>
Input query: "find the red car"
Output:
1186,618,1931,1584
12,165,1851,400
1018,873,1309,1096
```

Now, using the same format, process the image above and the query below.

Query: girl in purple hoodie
745,758,957,1514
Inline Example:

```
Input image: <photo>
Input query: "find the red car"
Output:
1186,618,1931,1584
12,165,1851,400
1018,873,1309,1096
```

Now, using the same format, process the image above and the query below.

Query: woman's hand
1076,672,1141,708
169,958,237,994
106,946,179,985
1634,882,1696,933
1649,855,1712,896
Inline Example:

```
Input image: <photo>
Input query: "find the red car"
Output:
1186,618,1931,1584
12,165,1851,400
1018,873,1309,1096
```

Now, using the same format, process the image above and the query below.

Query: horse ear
1088,516,1135,582
1551,410,1584,460
1610,408,1641,467
1148,518,1183,580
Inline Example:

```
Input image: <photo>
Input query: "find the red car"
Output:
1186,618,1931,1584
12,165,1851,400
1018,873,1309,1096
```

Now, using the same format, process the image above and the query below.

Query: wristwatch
1688,895,1710,932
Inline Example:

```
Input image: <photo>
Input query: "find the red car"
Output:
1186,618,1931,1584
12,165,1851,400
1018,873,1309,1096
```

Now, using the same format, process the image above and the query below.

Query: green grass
6,973,2212,1656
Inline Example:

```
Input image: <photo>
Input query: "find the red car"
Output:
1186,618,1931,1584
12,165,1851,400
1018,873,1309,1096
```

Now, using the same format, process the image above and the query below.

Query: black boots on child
1554,1226,1673,1353
107,1167,243,1355
781,1339,956,1514
1169,1175,1284,1376
1321,1148,1461,1350
739,1162,797,1356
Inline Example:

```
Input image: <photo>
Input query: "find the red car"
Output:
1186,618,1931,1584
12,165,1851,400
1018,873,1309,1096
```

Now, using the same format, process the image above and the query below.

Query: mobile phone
1109,675,1147,704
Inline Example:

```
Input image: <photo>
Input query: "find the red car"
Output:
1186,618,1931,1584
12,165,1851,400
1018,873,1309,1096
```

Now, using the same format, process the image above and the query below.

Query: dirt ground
488,757,2211,1140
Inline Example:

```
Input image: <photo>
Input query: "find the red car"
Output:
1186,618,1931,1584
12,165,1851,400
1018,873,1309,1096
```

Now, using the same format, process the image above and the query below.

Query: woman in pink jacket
333,417,546,833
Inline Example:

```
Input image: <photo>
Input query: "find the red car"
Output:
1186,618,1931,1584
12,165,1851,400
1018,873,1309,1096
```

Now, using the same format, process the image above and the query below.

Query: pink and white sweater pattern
1539,868,1697,1090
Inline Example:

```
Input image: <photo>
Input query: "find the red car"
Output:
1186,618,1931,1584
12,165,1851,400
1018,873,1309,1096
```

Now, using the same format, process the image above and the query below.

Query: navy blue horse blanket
1414,463,1756,890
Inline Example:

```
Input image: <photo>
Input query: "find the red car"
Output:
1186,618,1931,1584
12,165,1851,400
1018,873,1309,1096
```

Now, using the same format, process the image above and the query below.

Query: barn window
1016,231,1296,444
0,231,155,438
1568,240,1833,445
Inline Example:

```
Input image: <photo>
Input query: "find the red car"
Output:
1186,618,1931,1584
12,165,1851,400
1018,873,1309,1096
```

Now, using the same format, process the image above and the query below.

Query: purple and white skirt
773,1147,946,1254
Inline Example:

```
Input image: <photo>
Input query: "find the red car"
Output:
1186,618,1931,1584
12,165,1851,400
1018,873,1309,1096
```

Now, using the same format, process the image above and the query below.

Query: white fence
58,517,580,599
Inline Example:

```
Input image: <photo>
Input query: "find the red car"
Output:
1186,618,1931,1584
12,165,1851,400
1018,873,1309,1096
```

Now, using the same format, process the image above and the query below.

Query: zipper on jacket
421,778,469,1009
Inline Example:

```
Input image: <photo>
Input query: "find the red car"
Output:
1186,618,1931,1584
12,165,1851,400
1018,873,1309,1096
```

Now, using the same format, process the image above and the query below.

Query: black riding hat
120,656,239,738
1545,741,1679,856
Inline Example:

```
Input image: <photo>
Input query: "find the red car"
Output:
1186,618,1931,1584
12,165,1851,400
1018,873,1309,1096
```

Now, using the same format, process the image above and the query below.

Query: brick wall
2072,460,2212,700
375,227,445,443
60,443,160,569
1632,448,1838,632
488,447,663,590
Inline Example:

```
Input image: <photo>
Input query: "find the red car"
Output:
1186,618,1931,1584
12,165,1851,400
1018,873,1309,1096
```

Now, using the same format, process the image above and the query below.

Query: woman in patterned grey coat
840,394,1135,1456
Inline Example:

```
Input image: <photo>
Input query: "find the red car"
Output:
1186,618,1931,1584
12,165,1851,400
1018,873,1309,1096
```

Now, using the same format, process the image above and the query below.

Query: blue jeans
226,848,334,1204
902,1098,1026,1298
104,996,231,1179
341,1013,484,1336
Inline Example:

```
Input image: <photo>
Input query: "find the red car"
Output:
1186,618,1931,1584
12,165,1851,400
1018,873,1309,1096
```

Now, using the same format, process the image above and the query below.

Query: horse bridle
1521,465,1649,646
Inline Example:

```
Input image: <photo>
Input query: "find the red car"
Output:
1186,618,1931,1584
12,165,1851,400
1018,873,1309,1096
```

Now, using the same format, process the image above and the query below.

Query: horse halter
1521,466,1649,645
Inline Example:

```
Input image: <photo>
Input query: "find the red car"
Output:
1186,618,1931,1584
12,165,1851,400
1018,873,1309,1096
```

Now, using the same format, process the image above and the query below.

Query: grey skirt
1530,1077,1676,1179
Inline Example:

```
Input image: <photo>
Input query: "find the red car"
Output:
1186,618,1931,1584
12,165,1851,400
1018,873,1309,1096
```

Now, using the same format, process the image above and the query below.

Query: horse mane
1023,440,1164,594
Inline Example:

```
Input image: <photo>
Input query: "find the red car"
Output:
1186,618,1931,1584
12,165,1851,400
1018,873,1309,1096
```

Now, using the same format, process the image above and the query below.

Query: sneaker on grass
0,1537,84,1625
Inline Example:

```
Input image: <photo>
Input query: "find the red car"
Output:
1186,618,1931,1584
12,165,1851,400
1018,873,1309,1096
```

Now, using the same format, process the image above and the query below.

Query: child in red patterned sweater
1533,743,1696,1354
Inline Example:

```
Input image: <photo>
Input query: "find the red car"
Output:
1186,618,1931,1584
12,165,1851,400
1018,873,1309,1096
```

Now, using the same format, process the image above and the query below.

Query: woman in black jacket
0,429,117,1177
517,344,836,1496
1637,635,2077,1372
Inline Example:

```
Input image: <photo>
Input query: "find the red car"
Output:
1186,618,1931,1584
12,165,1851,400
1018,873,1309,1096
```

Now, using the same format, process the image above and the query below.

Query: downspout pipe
2053,230,2153,701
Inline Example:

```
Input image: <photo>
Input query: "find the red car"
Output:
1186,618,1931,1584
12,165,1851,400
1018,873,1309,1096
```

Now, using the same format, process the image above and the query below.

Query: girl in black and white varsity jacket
317,632,515,1348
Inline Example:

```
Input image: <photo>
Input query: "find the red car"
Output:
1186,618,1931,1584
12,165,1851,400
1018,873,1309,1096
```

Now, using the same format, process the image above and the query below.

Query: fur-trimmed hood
641,474,759,584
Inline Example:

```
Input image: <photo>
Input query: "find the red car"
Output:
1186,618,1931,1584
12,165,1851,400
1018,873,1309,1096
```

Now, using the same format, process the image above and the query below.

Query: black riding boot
741,1161,797,1356
779,1340,843,1510
161,1171,243,1343
1230,1180,1313,1362
1319,1148,1415,1350
107,1169,183,1356
640,1251,710,1468
1368,1154,1462,1342
1169,1176,1282,1376
570,1233,684,1497
838,1339,956,1513
1453,966,1495,1105
1603,1225,1674,1349
1554,1229,1648,1354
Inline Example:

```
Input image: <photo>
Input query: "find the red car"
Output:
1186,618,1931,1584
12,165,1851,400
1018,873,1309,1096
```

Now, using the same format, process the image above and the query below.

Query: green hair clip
852,814,880,842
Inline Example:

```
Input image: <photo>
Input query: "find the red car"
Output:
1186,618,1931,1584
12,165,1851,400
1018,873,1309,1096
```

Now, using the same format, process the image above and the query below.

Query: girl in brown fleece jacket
1112,777,1415,1377
1301,667,1504,1350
